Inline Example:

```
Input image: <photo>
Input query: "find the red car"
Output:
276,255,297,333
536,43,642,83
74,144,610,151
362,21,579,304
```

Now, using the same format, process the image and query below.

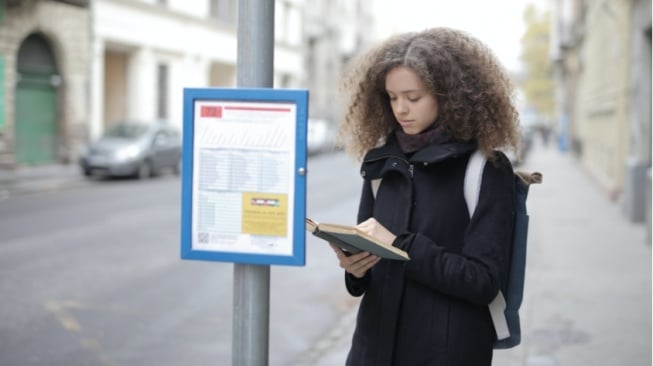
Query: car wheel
137,161,152,179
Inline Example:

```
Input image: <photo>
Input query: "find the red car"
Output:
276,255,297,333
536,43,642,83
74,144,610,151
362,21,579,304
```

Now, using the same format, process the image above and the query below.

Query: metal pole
237,0,275,88
233,1,274,365
232,264,270,366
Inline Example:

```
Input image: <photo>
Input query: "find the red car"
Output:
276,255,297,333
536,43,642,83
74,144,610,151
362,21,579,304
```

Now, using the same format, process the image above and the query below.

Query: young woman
330,27,520,365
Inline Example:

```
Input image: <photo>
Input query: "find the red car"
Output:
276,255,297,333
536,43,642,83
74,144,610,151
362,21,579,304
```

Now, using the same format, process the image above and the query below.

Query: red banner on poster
201,106,222,118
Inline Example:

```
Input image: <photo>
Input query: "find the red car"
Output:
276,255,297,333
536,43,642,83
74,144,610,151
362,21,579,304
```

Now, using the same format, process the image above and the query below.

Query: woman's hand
330,244,380,278
357,217,397,246
329,218,396,278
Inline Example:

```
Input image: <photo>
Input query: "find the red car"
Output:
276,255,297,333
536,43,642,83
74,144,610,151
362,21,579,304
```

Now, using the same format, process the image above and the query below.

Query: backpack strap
463,150,511,341
464,150,486,217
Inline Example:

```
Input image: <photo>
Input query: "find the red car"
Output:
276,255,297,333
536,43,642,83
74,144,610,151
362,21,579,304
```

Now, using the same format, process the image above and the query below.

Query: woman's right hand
329,244,380,278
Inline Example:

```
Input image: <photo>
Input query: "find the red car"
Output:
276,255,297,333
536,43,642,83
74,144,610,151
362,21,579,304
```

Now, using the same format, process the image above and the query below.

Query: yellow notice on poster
241,192,288,236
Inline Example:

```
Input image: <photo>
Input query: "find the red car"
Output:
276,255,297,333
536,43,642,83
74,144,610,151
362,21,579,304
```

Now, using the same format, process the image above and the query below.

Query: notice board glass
181,88,308,266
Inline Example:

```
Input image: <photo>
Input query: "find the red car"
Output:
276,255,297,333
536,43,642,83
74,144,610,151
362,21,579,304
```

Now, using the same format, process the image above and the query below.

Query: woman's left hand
329,244,379,278
357,218,396,246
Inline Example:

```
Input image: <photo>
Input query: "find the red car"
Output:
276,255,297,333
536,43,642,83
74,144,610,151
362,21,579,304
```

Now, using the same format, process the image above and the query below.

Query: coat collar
363,133,476,165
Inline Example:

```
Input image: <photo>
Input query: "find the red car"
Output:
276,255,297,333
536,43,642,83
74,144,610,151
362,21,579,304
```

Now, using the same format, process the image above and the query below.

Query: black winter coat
344,135,515,366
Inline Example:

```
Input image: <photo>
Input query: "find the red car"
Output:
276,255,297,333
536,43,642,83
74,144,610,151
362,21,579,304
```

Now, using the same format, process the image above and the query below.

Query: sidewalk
309,141,652,366
0,163,85,198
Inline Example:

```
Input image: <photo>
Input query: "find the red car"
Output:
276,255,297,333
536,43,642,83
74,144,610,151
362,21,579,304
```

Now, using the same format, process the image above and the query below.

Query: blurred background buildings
0,0,651,231
550,0,651,232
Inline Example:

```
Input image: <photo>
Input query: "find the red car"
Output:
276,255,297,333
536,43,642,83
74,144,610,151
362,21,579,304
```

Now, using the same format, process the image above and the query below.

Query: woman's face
385,66,439,135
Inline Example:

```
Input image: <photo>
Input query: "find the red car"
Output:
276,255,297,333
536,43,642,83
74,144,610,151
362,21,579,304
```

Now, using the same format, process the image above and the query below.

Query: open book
305,218,409,261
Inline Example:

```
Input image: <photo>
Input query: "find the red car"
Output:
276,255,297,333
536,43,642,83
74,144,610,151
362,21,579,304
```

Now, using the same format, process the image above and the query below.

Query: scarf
395,125,450,153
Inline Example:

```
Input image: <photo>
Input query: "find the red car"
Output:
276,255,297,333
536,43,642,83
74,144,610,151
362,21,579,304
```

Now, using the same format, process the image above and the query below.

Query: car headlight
114,146,141,161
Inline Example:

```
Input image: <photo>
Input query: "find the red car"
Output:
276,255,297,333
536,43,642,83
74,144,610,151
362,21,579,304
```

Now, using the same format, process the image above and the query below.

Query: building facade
0,0,306,168
0,0,90,166
551,0,651,229
91,0,305,139
302,0,375,133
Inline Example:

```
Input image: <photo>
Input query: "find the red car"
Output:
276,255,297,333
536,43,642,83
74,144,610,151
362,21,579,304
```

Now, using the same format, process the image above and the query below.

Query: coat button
423,162,429,166
361,171,366,177
392,162,397,167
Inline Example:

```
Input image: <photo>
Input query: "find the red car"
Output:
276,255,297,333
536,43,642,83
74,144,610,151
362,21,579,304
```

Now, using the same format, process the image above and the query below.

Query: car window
105,123,149,139
162,128,180,140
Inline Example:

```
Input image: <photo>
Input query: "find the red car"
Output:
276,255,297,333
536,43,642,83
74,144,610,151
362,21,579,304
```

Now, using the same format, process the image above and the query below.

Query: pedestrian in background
330,27,521,365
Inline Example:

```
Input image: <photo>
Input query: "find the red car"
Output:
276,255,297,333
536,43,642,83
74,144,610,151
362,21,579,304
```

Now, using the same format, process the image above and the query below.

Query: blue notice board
181,88,308,266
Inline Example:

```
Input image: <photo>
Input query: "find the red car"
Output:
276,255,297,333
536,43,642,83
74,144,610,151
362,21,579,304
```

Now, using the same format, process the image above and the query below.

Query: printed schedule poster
181,88,308,266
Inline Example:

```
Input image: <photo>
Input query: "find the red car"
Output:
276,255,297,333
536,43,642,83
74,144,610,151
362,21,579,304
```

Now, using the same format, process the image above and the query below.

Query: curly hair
337,27,520,160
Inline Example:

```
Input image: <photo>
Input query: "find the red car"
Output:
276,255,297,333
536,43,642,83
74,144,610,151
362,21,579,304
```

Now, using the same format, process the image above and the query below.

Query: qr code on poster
198,232,209,244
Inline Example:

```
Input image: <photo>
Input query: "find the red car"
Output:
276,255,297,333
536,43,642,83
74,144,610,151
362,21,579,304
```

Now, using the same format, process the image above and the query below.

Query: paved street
0,151,365,366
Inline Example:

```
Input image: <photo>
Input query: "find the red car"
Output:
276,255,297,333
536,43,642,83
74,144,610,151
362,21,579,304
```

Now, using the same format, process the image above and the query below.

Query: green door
15,33,59,165
15,74,57,164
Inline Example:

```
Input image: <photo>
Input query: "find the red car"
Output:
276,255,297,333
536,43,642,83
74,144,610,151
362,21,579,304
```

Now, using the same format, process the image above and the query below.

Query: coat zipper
363,154,414,231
